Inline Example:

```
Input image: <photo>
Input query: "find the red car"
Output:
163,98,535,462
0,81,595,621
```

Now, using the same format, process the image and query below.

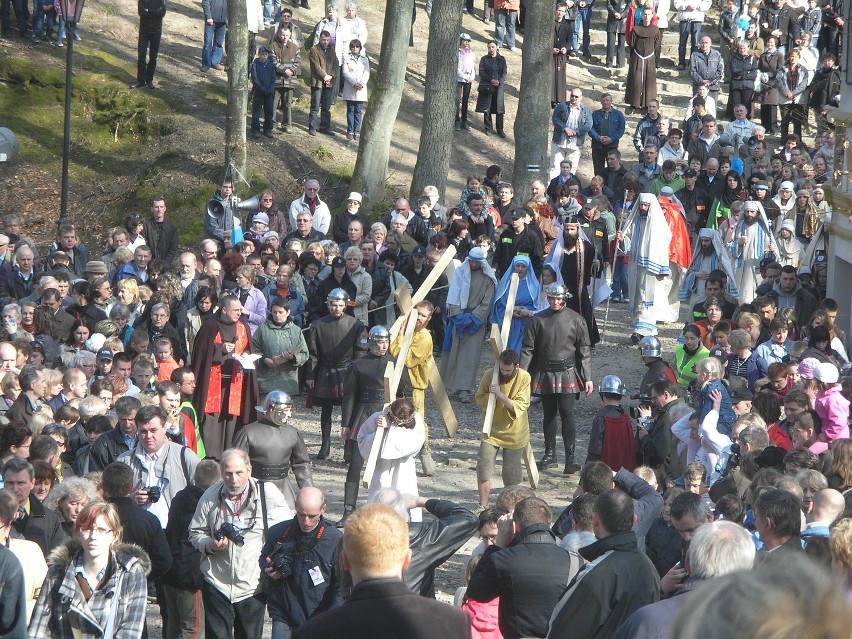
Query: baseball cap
729,387,754,403
97,347,114,361
347,192,362,203
814,362,840,384
459,32,471,41
332,256,345,268
412,246,427,257
683,168,698,178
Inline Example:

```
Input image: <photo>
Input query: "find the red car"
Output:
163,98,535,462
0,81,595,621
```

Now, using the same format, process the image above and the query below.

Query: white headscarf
622,193,672,275
679,227,740,300
446,247,498,309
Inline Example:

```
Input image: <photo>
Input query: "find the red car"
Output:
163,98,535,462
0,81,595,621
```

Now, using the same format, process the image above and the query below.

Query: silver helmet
327,288,350,304
262,390,293,426
599,375,626,397
368,325,390,355
545,283,572,299
639,335,662,358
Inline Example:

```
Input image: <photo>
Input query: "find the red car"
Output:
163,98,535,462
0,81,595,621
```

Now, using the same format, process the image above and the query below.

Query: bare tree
409,0,464,201
351,0,416,209
225,0,249,179
511,0,552,202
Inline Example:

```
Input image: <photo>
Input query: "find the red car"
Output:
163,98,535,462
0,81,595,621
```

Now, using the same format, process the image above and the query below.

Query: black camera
269,546,295,578
214,522,245,547
629,393,652,420
145,486,161,503
722,443,741,477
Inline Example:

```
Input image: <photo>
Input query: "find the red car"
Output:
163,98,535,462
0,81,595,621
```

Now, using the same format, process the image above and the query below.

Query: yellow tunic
475,367,531,450
390,328,433,391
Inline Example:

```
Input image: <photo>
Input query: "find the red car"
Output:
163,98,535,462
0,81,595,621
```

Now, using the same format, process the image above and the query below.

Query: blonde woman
29,501,149,639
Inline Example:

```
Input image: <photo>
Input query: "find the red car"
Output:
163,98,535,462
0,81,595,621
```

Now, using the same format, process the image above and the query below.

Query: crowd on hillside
2,0,852,637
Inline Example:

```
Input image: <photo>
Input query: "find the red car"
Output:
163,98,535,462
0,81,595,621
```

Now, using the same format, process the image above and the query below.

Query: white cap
814,362,839,384
347,192,362,203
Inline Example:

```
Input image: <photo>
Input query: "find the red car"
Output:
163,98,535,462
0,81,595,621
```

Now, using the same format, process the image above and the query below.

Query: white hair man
613,520,755,638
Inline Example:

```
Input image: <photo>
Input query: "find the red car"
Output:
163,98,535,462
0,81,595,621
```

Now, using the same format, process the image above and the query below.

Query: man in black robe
520,283,594,475
306,288,367,460
337,326,394,526
559,220,601,346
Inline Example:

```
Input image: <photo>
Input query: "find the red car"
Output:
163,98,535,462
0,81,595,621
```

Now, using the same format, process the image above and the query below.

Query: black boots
537,443,558,470
336,482,359,528
563,444,581,475
318,419,332,459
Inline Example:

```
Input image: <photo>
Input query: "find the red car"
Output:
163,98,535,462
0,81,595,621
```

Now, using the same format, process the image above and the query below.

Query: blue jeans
572,5,592,54
263,0,279,23
678,21,701,65
272,621,292,639
201,20,226,68
346,100,364,134
495,9,516,49
55,16,77,43
309,86,334,132
611,258,629,300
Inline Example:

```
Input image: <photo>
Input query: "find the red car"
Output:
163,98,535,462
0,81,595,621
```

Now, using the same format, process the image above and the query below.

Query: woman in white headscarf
776,219,804,267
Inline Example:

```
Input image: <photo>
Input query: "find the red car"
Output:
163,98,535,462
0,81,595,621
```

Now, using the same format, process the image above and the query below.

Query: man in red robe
191,294,259,458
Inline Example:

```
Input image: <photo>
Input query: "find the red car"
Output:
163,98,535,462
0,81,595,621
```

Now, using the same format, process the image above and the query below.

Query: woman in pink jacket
814,362,850,444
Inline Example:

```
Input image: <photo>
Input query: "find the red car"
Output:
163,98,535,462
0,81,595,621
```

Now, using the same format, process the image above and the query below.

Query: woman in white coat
357,398,426,522
342,38,370,141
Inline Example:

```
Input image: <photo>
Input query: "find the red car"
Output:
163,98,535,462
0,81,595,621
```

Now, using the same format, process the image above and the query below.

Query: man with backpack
133,0,167,89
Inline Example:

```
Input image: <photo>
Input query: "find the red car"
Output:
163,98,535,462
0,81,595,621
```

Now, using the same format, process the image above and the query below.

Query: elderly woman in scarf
776,219,804,267
491,255,541,354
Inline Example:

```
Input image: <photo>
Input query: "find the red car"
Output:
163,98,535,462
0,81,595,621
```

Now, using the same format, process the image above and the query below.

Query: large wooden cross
389,245,459,437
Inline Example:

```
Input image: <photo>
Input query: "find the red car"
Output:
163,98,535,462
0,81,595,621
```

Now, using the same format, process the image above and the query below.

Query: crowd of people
1,0,852,636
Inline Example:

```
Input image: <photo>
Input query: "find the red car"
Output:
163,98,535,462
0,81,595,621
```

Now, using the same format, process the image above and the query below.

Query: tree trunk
225,0,249,180
409,0,463,202
351,0,415,209
511,0,551,203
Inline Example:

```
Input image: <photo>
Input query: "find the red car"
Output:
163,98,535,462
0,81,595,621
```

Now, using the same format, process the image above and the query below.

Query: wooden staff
483,273,519,436
389,244,457,341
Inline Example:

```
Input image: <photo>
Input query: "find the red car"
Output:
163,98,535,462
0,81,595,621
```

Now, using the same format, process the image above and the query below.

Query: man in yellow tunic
474,349,531,508
390,301,435,474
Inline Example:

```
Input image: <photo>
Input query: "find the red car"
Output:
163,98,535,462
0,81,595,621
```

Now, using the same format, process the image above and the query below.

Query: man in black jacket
132,0,167,88
4,458,66,556
371,489,478,598
467,496,582,639
493,208,544,278
103,462,173,633
89,396,143,471
142,197,179,264
162,459,221,639
547,490,660,639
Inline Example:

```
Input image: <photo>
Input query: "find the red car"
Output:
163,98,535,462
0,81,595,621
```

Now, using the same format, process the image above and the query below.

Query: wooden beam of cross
486,319,540,490
390,247,459,437
361,361,396,489
483,273,519,437
388,244,457,342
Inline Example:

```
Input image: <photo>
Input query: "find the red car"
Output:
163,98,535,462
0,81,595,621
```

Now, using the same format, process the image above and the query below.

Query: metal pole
59,23,75,222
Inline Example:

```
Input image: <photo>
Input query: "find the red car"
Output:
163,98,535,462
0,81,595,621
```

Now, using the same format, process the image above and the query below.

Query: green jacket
251,319,309,395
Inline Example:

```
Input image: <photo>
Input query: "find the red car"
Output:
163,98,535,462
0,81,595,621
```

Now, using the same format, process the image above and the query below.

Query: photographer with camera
636,379,692,487
190,448,292,639
260,486,343,638
117,404,200,529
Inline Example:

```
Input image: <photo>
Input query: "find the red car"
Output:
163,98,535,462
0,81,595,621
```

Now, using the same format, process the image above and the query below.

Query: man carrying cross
474,349,531,508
